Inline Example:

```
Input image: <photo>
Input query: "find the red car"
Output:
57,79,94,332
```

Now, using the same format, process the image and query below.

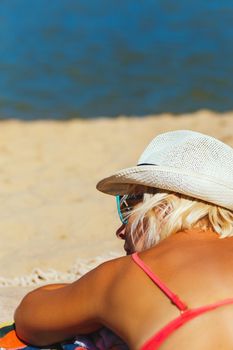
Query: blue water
0,0,233,119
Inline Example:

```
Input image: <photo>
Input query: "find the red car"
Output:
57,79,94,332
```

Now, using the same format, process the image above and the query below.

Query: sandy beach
0,110,233,322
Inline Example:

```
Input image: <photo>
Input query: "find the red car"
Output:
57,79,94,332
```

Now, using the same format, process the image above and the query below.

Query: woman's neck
171,227,219,241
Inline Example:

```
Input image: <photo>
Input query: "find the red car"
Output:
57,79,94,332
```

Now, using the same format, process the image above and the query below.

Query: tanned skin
15,226,233,350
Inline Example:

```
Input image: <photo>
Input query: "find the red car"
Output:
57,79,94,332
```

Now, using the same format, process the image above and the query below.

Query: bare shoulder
75,254,131,291
14,255,131,346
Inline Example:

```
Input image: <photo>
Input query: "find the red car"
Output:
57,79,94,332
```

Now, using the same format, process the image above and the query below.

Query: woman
14,130,233,350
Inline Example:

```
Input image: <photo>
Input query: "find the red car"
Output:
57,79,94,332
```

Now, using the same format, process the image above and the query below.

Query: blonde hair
127,187,233,251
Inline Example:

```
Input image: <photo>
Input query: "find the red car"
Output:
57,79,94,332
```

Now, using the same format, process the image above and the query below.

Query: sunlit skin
14,202,233,350
116,224,135,255
116,220,144,255
116,200,147,255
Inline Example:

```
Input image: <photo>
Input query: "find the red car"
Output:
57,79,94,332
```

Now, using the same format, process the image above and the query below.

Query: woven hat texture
96,130,233,210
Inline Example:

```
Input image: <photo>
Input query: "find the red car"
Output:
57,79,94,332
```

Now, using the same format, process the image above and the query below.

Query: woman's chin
124,247,135,255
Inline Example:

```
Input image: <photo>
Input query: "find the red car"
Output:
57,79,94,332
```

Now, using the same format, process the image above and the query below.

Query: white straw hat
96,130,233,210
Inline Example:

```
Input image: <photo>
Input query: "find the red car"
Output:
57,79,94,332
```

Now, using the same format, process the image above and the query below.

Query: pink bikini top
132,252,233,350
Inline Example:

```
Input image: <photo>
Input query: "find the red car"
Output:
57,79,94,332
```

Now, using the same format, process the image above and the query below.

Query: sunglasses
116,194,144,225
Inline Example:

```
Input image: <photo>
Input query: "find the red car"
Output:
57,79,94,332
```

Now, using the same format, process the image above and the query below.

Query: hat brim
96,165,233,210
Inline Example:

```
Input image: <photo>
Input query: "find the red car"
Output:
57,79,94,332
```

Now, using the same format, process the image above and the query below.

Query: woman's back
14,130,233,350
103,229,233,350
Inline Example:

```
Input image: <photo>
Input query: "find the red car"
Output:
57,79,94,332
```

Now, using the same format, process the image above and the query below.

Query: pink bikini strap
141,298,233,350
131,252,187,312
